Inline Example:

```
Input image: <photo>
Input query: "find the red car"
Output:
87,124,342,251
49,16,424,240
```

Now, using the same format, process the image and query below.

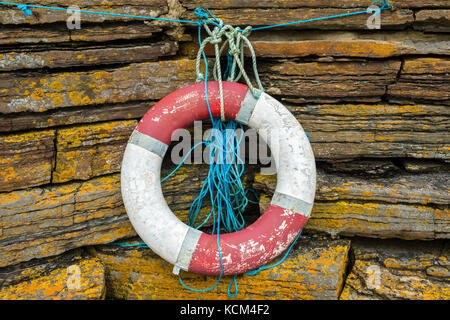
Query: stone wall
0,0,448,299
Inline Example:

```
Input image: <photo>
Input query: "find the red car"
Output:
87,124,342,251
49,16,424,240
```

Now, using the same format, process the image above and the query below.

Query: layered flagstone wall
0,0,448,299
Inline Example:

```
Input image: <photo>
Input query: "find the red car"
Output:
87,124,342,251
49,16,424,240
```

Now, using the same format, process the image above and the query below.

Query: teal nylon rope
177,12,257,296
0,1,200,24
3,0,391,298
250,1,393,31
0,1,393,31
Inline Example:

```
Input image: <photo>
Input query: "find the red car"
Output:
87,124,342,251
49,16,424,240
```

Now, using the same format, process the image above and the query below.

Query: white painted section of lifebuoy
121,143,190,265
121,90,316,272
247,92,316,213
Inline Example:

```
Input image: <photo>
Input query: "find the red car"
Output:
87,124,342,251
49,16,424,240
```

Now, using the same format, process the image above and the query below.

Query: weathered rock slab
0,42,178,71
0,0,169,25
90,236,350,300
260,60,401,103
415,10,450,32
0,59,196,114
340,239,449,300
0,249,105,300
0,174,135,267
388,58,450,106
53,120,136,183
249,39,450,58
255,170,450,240
0,130,55,192
182,8,413,30
0,101,151,133
181,1,450,10
290,103,450,160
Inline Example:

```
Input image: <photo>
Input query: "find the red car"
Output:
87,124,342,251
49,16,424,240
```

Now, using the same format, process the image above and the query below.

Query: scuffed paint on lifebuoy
120,81,316,276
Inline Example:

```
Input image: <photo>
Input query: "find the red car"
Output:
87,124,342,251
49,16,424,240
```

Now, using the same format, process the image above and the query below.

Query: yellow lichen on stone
0,258,105,300
255,171,447,240
0,130,55,191
90,238,350,300
0,173,135,267
340,240,450,300
2,60,196,114
341,259,450,300
53,120,136,183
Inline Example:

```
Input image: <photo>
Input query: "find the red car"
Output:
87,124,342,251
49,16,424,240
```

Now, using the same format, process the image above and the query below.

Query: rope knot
194,8,209,20
228,44,240,56
209,36,222,45
194,15,264,121
241,26,252,37
17,4,32,16
196,73,205,83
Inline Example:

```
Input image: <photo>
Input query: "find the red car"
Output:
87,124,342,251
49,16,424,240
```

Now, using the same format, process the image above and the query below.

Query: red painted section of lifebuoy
131,81,308,275
135,81,249,145
188,204,308,276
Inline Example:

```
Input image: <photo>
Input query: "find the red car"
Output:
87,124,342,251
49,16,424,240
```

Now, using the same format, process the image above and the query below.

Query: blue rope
245,230,303,276
251,0,393,31
0,1,393,31
176,13,256,294
0,1,199,24
16,4,31,16
105,8,303,297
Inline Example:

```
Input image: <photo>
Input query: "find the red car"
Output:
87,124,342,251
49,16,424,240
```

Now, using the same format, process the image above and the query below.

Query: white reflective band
174,227,202,271
121,89,316,275
235,89,260,125
129,130,168,158
271,191,313,218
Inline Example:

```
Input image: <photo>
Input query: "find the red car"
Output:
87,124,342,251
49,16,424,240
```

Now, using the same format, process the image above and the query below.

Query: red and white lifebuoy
121,81,316,275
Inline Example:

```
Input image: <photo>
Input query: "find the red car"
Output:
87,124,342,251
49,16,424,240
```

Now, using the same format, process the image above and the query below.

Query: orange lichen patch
51,94,64,106
30,88,45,100
250,40,405,58
306,201,440,239
53,120,136,183
426,266,450,278
0,130,55,192
341,242,450,300
434,208,450,221
53,150,96,183
0,172,136,267
90,238,350,300
383,257,433,270
308,201,386,229
267,60,400,78
56,120,136,148
1,59,196,114
49,80,64,91
0,258,105,300
312,104,431,117
0,130,53,145
402,57,450,75
363,190,373,197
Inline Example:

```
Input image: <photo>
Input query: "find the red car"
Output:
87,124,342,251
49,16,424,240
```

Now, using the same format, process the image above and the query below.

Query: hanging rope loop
0,0,392,298
194,10,264,121
17,4,32,16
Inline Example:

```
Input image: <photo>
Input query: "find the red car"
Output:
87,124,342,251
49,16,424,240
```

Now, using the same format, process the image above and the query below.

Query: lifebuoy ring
121,81,316,276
